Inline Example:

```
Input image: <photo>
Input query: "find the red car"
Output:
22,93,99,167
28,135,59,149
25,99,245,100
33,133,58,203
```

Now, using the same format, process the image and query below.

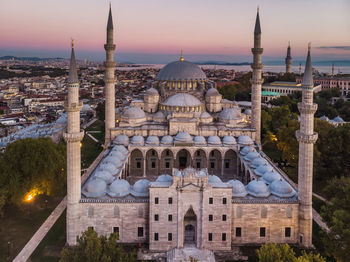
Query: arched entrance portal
176,149,191,170
184,207,197,245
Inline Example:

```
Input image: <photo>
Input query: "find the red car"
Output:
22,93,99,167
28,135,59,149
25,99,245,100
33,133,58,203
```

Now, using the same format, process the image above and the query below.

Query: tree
321,176,350,262
60,228,137,262
96,102,105,121
0,138,66,211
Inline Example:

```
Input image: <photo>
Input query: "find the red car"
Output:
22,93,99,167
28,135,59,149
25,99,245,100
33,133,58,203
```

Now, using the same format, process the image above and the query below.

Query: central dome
163,93,202,107
156,60,206,81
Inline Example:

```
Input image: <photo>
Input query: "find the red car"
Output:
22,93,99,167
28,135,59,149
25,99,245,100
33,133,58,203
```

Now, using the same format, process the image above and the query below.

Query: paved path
313,192,331,204
81,117,97,129
313,208,330,233
13,150,105,262
86,133,99,143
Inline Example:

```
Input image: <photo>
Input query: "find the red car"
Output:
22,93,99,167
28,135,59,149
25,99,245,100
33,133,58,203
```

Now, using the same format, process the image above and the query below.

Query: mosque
63,6,317,261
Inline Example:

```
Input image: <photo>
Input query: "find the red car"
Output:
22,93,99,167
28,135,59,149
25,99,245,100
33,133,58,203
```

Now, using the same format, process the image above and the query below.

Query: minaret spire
296,43,318,248
285,41,292,73
64,41,84,245
250,8,264,145
104,4,116,145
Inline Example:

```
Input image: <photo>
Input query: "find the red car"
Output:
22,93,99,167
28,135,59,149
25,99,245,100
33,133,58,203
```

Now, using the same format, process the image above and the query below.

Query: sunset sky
1,0,349,63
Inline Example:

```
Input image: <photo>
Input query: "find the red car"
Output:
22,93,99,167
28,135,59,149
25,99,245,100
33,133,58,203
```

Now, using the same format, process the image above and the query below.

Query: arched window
114,206,120,217
88,206,94,218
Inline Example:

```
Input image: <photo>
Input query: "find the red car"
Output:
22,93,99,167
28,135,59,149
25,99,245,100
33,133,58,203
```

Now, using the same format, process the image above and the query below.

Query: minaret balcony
104,43,116,51
104,78,115,84
65,101,83,112
250,63,264,70
104,61,116,68
63,131,84,142
250,78,264,85
296,130,318,144
297,102,317,114
251,48,263,55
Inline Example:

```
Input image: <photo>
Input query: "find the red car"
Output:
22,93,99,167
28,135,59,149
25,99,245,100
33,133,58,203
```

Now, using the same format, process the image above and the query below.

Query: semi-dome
243,151,260,162
209,175,222,184
114,135,129,146
250,157,268,169
194,136,206,145
156,174,173,183
174,132,193,143
145,136,160,146
161,135,173,145
163,93,202,107
246,180,270,197
94,170,114,184
206,88,220,97
153,111,166,122
208,135,221,145
240,145,256,156
155,60,206,81
145,87,159,95
255,164,274,176
108,179,131,197
227,179,248,197
222,135,236,146
131,179,150,197
131,135,144,146
262,170,282,184
83,178,107,197
219,108,242,120
200,111,212,119
238,135,254,145
269,179,296,198
122,107,146,119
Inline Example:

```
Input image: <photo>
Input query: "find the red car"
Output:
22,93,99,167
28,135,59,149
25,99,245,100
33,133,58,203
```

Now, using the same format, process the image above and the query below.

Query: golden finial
71,38,74,48
308,42,311,51
180,49,184,62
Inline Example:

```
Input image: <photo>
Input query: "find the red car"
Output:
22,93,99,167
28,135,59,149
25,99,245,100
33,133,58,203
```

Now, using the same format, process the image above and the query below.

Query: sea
117,64,350,74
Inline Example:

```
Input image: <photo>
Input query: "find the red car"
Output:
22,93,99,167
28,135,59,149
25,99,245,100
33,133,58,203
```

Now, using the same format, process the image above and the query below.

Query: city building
64,7,317,260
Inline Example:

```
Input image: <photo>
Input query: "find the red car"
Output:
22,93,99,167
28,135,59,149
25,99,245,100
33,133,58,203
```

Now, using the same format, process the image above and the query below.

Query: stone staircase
167,245,216,262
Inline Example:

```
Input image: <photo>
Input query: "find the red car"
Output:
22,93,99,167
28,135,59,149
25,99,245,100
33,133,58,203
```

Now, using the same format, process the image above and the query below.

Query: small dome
194,136,206,145
132,179,150,196
156,174,173,183
131,135,144,146
246,180,270,197
222,136,236,145
269,179,296,198
174,170,183,177
84,178,107,197
155,60,206,81
145,87,159,95
208,135,221,145
153,111,166,121
320,115,329,121
174,132,193,143
146,136,160,146
227,179,248,197
250,157,268,169
209,175,222,184
244,109,252,115
161,135,173,145
99,162,119,175
110,150,127,161
197,170,207,178
262,170,282,184
114,135,129,146
219,108,242,120
200,111,212,119
333,116,344,122
243,151,260,162
163,93,202,107
94,170,114,184
122,107,146,119
255,164,273,177
206,88,220,96
238,135,254,145
240,145,256,155
109,179,131,197
112,145,128,155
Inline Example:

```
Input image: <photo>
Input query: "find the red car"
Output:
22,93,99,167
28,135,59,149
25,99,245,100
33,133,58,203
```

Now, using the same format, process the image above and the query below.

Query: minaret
251,7,263,145
331,63,334,77
296,43,318,248
104,4,116,145
285,42,292,73
63,40,84,246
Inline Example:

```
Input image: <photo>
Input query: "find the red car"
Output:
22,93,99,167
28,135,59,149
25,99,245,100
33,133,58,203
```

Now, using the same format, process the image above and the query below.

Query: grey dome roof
269,179,296,198
243,151,260,162
114,135,129,146
146,136,160,146
83,178,107,197
238,135,254,145
200,111,212,119
223,135,236,145
244,109,252,115
208,135,221,145
333,116,344,122
206,88,220,96
131,179,150,197
145,87,159,95
161,135,173,145
122,107,146,119
320,115,329,121
194,135,207,145
110,150,127,161
94,170,114,184
240,145,256,156
112,145,128,155
131,135,144,146
174,132,193,143
103,155,123,169
209,175,222,184
255,164,273,176
156,174,173,183
250,157,268,169
219,108,242,120
163,93,202,107
153,111,165,120
246,180,271,197
262,170,282,184
156,60,206,81
99,162,119,175
227,179,248,197
108,179,131,197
